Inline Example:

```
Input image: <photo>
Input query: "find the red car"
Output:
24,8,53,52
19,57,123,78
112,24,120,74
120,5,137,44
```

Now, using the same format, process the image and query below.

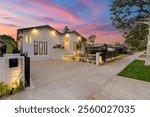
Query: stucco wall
0,55,24,86
22,28,62,60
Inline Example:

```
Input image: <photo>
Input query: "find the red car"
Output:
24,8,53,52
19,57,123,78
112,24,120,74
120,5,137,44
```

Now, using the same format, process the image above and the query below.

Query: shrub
12,80,24,94
0,82,11,97
0,80,24,98
53,44,64,49
129,47,137,52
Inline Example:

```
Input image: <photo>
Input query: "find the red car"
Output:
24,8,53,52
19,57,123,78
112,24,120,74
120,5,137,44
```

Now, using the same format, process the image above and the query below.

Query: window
44,42,48,55
39,41,43,55
34,41,38,55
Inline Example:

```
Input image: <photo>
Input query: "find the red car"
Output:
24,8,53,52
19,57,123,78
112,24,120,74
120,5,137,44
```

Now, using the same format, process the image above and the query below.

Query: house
0,39,6,56
17,25,87,60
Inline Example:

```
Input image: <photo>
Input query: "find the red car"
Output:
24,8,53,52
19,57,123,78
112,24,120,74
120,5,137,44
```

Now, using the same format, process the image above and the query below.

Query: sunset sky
0,0,124,43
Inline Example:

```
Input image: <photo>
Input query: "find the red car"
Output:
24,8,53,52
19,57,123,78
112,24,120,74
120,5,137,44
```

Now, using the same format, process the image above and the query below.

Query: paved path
5,52,150,100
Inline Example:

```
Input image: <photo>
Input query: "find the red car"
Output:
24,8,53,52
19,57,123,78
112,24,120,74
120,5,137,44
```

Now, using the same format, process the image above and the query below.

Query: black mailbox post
24,56,30,87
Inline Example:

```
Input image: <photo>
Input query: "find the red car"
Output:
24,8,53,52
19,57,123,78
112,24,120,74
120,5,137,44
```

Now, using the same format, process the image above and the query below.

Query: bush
129,47,137,52
0,80,24,98
12,80,24,94
0,82,11,97
53,44,64,49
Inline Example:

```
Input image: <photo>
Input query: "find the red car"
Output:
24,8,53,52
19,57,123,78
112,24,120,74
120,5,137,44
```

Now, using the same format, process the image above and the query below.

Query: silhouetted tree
63,26,70,33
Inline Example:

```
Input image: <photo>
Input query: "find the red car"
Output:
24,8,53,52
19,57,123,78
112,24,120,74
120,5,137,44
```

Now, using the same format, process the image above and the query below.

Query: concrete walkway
5,52,150,100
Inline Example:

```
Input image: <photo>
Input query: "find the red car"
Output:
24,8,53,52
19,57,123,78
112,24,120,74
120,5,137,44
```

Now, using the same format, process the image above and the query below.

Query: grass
118,60,150,82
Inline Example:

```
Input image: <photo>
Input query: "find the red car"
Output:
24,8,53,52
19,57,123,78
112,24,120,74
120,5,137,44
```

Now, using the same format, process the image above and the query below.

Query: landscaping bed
118,60,150,82
0,80,24,98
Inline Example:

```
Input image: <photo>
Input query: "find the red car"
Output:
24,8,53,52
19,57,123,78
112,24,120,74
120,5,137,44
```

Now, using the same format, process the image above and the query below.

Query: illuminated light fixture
66,33,69,37
32,29,37,33
99,56,103,65
26,36,31,44
51,30,56,35
78,36,81,41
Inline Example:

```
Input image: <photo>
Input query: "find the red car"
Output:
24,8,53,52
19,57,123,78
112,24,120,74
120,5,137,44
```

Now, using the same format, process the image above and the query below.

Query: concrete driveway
5,53,150,100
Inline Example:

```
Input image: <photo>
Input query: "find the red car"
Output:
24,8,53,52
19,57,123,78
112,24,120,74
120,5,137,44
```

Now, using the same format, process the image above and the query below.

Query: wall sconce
66,33,69,37
51,30,56,35
26,36,31,44
78,36,81,41
32,29,37,33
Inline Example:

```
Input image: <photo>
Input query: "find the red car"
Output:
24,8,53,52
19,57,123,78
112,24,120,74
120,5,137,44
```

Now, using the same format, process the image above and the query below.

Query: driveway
5,52,150,100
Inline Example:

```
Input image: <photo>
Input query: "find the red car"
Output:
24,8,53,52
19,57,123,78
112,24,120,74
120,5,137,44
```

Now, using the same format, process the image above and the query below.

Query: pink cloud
0,9,22,20
26,0,85,25
78,0,107,17
0,23,19,38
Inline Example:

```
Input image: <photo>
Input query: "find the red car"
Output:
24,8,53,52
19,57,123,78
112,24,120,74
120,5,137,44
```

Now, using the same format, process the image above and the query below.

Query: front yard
118,60,150,82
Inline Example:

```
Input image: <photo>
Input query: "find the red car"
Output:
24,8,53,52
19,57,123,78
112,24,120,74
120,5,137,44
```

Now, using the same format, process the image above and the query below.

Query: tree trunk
145,26,150,66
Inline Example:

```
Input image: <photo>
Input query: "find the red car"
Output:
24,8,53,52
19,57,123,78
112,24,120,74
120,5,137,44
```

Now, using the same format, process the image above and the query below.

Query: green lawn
118,60,150,82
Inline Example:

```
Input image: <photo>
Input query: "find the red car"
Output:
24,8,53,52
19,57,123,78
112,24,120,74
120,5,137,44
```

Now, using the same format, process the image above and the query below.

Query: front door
64,37,70,54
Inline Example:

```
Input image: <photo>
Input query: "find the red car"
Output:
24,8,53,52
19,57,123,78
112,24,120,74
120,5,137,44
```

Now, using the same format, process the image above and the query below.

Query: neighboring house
17,25,87,60
0,39,6,56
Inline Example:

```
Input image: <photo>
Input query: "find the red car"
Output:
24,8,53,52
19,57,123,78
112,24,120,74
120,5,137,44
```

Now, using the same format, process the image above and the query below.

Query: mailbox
9,58,18,68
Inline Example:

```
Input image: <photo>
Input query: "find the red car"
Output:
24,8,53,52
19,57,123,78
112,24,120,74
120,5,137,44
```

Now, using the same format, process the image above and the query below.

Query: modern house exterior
17,25,87,60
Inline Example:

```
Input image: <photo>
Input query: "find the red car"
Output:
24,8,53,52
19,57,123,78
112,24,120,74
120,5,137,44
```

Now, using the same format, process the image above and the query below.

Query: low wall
51,49,66,59
0,54,24,86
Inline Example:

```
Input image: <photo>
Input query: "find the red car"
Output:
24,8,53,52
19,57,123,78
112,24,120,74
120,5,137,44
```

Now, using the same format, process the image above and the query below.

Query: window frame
34,41,38,55
44,42,48,55
39,41,43,55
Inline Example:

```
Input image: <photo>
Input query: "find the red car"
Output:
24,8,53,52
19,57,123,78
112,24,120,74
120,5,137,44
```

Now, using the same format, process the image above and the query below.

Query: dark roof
87,43,107,47
17,25,62,34
17,25,87,41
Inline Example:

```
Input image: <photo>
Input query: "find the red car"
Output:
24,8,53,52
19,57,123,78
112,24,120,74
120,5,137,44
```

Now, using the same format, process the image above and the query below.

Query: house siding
21,28,64,60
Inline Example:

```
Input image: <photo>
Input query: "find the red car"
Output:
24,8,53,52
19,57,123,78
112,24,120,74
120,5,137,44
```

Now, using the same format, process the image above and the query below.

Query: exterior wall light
78,36,81,41
32,29,37,33
25,36,31,44
66,33,69,37
51,30,56,35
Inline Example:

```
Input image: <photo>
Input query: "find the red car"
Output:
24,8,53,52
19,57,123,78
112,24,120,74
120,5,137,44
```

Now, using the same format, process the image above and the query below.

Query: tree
0,35,17,54
110,0,150,65
125,24,149,50
87,35,96,45
111,0,150,31
63,26,70,33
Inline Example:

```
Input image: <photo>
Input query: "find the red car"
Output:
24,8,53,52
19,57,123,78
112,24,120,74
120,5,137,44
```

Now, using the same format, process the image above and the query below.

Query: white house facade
17,25,87,60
